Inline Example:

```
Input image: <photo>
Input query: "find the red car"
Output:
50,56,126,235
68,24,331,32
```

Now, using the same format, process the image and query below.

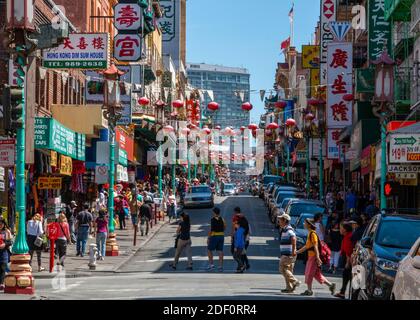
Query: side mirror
360,237,373,249
412,256,420,269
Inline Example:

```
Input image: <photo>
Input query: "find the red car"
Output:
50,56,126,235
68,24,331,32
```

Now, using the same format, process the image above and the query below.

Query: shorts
208,236,224,252
131,215,138,225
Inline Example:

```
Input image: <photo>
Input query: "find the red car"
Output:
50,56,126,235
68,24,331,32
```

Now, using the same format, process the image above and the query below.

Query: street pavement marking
135,255,279,263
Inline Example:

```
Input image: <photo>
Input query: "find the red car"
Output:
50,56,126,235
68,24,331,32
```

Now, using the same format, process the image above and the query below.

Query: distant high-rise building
186,63,251,128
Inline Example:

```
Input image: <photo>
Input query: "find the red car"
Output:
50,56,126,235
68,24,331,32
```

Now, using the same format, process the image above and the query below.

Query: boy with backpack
207,207,226,272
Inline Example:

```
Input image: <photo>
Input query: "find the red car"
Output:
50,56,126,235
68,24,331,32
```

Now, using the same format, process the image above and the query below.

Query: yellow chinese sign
38,177,62,190
302,45,320,69
59,155,72,176
310,69,320,98
50,151,57,167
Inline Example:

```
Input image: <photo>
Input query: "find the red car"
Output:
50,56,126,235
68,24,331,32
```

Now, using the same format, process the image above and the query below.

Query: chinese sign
389,134,420,163
59,155,73,176
0,139,16,167
327,129,341,159
114,3,142,30
320,0,337,84
34,117,86,161
116,127,134,162
43,33,109,69
327,42,353,129
114,34,142,62
310,69,320,98
38,177,62,190
302,45,320,69
159,0,176,42
368,0,391,62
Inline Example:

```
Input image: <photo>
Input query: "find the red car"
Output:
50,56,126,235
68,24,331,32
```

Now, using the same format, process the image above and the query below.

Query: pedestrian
65,201,77,244
95,209,108,261
207,207,226,272
335,193,344,218
326,212,342,274
233,220,246,273
26,213,45,272
0,217,12,291
350,217,367,245
334,222,354,299
167,189,177,222
115,195,126,230
314,213,326,242
296,219,336,296
231,207,250,270
170,212,193,270
365,200,379,219
56,213,71,268
346,189,357,218
139,196,152,236
75,203,93,257
278,213,300,293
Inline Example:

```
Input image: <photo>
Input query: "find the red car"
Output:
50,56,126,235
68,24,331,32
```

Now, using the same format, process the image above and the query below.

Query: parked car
263,183,275,205
272,197,299,226
223,183,236,196
391,237,420,300
292,213,329,260
183,185,214,208
267,186,300,216
269,191,305,223
283,199,326,226
352,214,420,300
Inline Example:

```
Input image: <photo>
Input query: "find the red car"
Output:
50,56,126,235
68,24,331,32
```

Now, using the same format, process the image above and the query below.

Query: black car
352,213,420,300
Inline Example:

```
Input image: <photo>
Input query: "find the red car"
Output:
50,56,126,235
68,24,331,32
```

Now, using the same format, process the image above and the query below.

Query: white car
391,237,420,300
183,185,214,208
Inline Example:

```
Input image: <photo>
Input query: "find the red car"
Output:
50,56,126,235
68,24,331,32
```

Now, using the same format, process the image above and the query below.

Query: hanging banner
42,33,109,69
302,45,320,69
310,69,320,98
116,127,134,162
327,128,341,159
38,177,62,190
368,0,392,62
59,155,73,176
327,42,353,128
320,0,337,84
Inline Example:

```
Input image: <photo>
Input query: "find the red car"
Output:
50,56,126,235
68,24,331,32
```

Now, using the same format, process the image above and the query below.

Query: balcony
385,0,415,21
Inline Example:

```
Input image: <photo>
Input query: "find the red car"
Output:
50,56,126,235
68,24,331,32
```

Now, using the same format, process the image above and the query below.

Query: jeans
234,248,245,270
76,225,89,255
96,232,107,258
69,220,76,243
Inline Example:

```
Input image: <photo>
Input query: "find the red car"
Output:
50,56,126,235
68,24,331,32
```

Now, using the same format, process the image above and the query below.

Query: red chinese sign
116,128,134,162
114,3,142,30
327,42,353,159
114,34,142,62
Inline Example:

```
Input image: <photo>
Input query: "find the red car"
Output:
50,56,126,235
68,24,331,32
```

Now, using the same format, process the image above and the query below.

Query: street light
102,63,125,257
371,49,395,211
304,113,315,197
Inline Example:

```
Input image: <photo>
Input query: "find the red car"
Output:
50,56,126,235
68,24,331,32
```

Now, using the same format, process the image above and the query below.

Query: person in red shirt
335,222,354,298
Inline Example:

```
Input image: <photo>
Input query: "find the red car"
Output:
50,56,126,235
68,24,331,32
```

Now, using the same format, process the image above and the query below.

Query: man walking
231,207,250,270
278,213,300,293
75,203,93,257
66,201,77,244
139,196,152,236
207,207,226,272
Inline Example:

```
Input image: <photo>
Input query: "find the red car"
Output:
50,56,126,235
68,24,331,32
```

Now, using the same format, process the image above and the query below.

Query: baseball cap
279,213,291,222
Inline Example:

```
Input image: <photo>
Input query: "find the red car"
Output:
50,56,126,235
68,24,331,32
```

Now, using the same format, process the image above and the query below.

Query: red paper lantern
215,125,221,130
248,124,258,130
266,122,279,130
285,118,296,127
138,96,150,105
172,100,184,108
265,130,273,136
207,101,219,111
155,100,166,107
202,128,211,135
343,94,354,102
241,102,253,111
275,101,287,109
305,113,315,121
240,126,246,131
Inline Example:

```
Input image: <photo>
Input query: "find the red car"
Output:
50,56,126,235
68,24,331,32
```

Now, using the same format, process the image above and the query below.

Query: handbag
34,222,44,248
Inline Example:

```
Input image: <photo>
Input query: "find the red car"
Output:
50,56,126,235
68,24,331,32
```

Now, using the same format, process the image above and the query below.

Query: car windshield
276,193,298,205
263,176,282,185
281,198,293,209
288,203,326,217
191,187,211,193
224,184,234,190
376,220,420,249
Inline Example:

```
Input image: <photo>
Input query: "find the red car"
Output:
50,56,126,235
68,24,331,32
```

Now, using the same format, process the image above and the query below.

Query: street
26,194,341,300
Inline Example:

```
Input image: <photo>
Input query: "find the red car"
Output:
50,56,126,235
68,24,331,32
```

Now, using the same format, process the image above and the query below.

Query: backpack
309,231,331,266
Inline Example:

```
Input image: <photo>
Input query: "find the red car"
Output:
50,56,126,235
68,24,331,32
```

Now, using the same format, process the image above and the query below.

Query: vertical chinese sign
159,0,176,42
327,42,353,159
368,0,391,62
320,0,337,85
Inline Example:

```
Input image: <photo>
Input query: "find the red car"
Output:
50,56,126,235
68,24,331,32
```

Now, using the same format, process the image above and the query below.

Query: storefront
360,145,376,195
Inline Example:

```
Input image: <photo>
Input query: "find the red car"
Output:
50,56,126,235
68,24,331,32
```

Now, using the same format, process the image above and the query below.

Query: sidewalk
32,218,168,279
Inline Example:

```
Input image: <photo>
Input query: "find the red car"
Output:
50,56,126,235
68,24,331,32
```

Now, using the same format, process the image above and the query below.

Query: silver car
183,185,214,208
223,183,236,196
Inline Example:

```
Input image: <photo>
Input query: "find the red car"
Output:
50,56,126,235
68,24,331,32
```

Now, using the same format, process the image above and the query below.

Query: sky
186,0,321,124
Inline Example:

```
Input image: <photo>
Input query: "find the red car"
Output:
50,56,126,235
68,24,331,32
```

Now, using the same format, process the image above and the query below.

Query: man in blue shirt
346,189,357,217
233,221,246,273
278,213,300,293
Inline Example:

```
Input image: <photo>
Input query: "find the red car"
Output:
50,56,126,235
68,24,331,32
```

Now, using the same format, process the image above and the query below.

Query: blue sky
186,0,321,124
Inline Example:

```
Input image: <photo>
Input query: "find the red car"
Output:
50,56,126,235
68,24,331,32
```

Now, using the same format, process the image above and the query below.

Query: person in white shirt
26,214,45,272
314,213,325,242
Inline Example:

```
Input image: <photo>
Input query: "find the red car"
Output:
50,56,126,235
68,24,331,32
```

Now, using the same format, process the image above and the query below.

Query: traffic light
384,181,400,197
14,45,28,88
2,85,24,132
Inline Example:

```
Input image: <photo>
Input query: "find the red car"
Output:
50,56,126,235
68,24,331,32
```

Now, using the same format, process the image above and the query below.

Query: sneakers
206,264,215,271
329,283,336,295
300,290,314,296
169,263,176,270
246,264,251,270
291,281,301,291
281,288,294,293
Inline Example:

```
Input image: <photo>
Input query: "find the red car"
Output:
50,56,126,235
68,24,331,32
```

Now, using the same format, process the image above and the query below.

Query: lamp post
371,50,395,211
304,113,315,197
317,100,326,201
103,63,125,257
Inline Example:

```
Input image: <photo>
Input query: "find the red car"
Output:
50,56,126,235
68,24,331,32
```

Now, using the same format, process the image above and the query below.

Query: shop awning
390,121,420,134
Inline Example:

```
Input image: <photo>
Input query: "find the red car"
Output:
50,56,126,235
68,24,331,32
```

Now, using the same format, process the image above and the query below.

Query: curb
32,220,169,279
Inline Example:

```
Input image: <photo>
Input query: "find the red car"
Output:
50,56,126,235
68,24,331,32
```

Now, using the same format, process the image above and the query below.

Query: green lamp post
317,99,326,201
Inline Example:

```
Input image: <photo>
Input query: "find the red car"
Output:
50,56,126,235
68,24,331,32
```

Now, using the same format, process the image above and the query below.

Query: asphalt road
18,194,342,300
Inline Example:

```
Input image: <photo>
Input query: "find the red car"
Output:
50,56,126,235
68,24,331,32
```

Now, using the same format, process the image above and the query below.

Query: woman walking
167,189,177,222
326,212,342,274
56,213,71,268
95,209,108,260
169,212,193,270
296,218,336,296
0,217,12,291
26,213,45,272
334,222,354,299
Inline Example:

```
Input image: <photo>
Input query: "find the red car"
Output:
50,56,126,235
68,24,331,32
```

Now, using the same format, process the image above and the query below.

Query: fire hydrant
88,243,98,270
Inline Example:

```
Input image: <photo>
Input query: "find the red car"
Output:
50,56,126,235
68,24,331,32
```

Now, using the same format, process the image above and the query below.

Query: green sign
368,0,391,62
394,136,417,146
119,149,128,167
34,117,86,161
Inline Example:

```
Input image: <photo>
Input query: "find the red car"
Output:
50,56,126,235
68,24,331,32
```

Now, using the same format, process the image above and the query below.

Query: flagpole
290,3,294,47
